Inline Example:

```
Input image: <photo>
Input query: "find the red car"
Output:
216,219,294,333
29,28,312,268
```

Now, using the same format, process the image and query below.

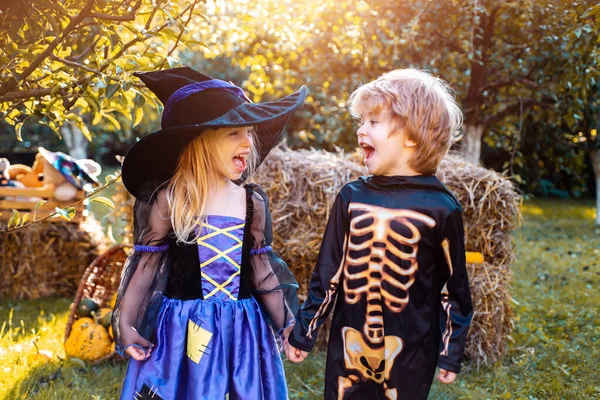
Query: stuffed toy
0,158,27,200
0,158,10,187
12,153,45,188
38,148,101,202
0,158,25,189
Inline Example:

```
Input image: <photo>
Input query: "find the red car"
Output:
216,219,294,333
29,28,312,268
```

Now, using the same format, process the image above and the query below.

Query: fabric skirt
120,296,288,400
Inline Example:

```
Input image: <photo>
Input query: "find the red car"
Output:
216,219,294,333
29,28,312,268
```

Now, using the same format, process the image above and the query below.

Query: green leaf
45,98,60,114
53,207,75,221
44,1,69,15
65,207,76,219
35,200,47,211
102,113,121,130
185,39,210,49
15,122,23,142
10,70,22,85
106,83,120,99
79,123,92,142
8,209,20,229
92,111,103,125
21,213,30,225
133,107,144,127
196,13,210,24
43,12,61,36
133,92,146,108
90,197,115,209
50,84,62,97
83,95,100,113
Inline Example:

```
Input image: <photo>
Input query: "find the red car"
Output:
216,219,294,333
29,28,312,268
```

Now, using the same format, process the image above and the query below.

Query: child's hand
122,326,154,361
437,369,457,384
285,343,308,363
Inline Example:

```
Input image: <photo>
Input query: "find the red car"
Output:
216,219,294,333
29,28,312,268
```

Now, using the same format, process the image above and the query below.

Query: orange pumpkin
65,318,111,361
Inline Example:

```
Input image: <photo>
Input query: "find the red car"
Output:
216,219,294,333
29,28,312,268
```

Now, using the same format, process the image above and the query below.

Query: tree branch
432,30,468,54
0,173,122,233
481,77,540,93
87,13,134,21
0,0,95,97
106,2,195,65
0,88,59,102
50,54,104,76
88,0,141,22
484,97,555,125
158,0,201,70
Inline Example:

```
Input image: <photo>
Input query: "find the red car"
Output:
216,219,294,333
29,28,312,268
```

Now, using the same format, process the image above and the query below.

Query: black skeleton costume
289,174,473,400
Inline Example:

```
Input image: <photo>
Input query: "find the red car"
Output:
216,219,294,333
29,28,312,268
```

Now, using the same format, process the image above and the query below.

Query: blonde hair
348,69,463,175
167,127,259,244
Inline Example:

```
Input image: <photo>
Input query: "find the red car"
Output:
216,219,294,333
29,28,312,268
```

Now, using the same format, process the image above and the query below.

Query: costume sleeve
112,182,172,354
249,186,300,343
438,209,473,373
288,190,349,353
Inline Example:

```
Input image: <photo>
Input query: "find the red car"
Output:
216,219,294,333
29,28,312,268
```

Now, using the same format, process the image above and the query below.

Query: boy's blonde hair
349,69,462,175
167,127,259,244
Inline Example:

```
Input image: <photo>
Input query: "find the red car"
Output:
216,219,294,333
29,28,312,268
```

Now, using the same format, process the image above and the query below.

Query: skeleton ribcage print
336,203,436,399
344,203,436,343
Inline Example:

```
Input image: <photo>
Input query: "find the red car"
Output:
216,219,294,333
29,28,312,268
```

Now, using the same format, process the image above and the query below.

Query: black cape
289,175,473,400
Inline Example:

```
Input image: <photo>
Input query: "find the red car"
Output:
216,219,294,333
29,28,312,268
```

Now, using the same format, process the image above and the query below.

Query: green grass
1,199,599,399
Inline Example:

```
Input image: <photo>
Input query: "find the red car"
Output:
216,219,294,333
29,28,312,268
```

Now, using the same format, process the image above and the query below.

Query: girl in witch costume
111,67,307,400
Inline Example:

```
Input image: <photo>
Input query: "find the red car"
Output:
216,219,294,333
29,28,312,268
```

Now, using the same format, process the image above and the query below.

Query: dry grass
0,219,105,299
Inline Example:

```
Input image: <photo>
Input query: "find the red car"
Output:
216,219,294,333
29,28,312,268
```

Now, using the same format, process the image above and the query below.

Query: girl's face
213,126,254,180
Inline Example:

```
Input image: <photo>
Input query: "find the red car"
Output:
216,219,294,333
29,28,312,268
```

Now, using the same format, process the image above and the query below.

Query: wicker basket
64,244,131,364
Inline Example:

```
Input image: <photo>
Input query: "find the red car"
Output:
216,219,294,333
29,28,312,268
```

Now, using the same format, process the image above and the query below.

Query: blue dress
120,216,288,399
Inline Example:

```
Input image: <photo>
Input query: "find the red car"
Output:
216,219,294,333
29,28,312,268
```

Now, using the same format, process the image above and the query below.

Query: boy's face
356,110,415,176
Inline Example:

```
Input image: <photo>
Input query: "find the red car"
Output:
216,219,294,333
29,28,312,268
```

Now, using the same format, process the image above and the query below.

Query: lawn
0,199,598,399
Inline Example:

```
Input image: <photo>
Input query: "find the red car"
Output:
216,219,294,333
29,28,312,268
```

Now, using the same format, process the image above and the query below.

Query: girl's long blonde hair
167,127,259,244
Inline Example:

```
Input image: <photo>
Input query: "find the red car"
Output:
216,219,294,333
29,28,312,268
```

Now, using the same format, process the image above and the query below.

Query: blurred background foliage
1,0,600,200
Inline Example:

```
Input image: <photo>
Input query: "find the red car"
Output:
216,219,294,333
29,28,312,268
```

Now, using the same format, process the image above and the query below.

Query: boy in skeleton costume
286,69,473,400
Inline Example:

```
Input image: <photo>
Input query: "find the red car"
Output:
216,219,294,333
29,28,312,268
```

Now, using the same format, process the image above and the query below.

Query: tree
197,0,588,168
0,0,208,155
551,2,600,223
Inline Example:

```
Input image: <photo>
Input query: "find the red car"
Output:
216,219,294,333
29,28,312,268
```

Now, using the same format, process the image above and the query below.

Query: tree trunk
590,149,600,226
60,121,88,159
458,124,485,164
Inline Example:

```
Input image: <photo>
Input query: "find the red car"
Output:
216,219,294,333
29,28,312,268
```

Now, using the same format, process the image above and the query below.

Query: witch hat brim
122,86,307,198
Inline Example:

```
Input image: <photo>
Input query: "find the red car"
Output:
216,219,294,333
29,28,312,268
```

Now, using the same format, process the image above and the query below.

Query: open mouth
232,153,249,173
359,142,375,162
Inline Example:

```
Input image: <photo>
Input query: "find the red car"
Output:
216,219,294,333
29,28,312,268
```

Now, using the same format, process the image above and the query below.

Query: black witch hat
122,67,308,197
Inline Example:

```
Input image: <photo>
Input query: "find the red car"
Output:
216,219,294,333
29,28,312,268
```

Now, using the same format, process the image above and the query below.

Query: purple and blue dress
112,183,298,400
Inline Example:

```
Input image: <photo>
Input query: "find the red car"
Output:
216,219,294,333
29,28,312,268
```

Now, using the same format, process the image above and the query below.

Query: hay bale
0,218,106,299
465,261,513,368
254,145,366,293
255,146,520,366
437,153,521,267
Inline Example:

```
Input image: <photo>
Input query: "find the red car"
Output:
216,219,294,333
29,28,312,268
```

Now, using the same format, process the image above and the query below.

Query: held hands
280,322,309,362
437,369,458,384
284,342,309,363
